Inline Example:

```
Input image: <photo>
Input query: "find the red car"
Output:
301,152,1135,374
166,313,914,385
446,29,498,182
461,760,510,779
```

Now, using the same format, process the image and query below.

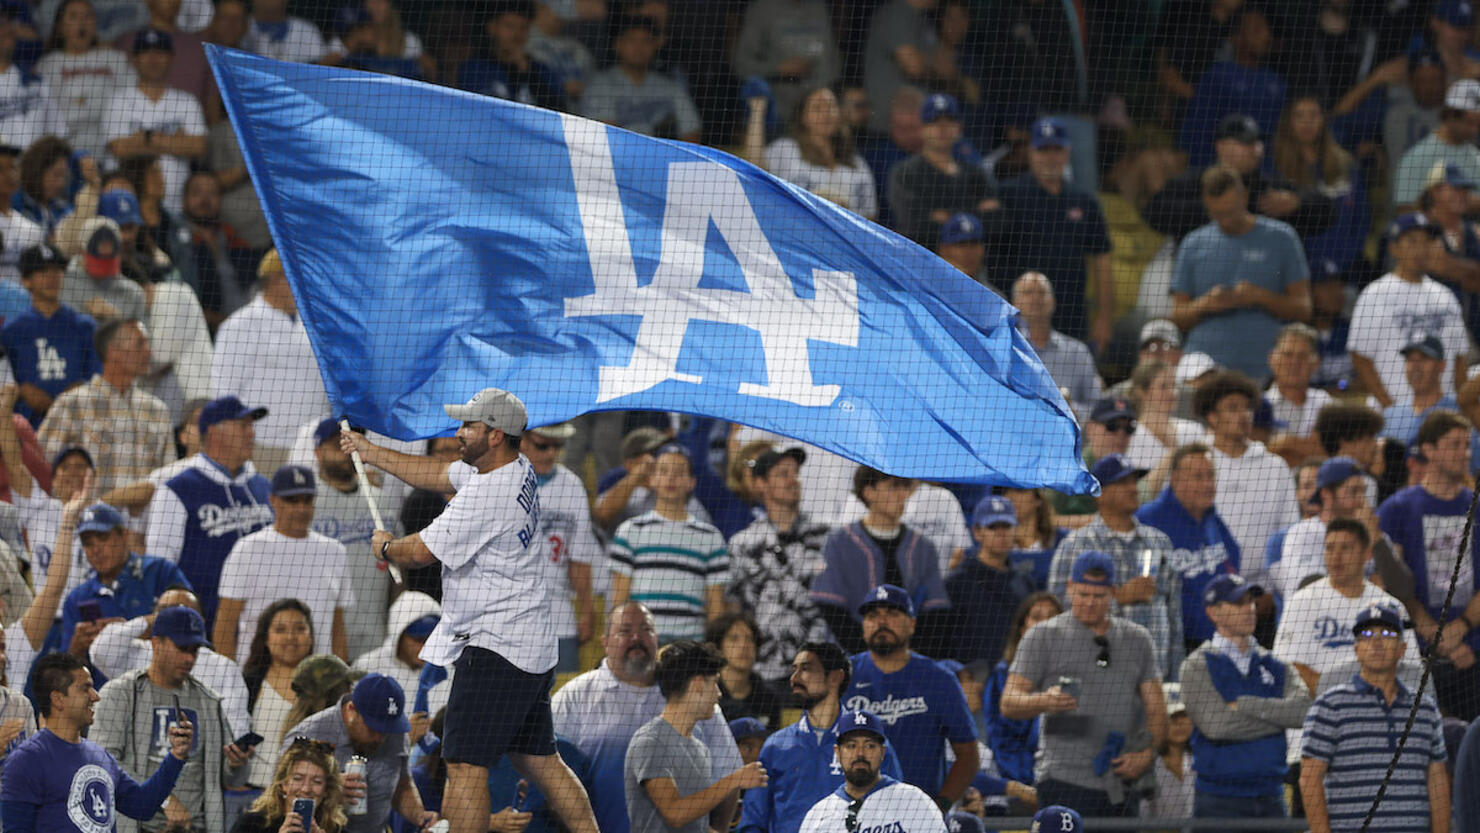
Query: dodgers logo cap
1031,805,1082,833
351,672,411,734
833,710,887,742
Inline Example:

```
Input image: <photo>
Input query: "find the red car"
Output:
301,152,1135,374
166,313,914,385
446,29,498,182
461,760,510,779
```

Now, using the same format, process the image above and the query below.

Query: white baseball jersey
536,464,601,639
799,777,946,833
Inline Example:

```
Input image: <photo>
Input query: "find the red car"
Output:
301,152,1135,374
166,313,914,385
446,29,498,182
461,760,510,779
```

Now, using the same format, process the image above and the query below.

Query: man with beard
170,171,262,326
553,601,744,833
738,642,902,833
798,710,946,833
842,584,978,807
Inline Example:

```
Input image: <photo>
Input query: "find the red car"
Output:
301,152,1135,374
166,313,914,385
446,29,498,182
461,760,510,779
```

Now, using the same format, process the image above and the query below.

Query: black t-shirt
866,527,907,590
718,673,784,729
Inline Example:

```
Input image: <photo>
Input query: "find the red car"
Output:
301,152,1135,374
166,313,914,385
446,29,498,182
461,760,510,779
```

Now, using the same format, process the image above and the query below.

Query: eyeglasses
845,797,864,833
1104,420,1137,435
1356,626,1401,640
289,736,335,756
529,439,564,451
1094,635,1111,668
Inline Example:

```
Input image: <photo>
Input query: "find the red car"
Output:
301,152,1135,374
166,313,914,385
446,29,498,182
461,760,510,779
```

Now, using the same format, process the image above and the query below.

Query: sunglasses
845,797,864,833
1094,635,1110,668
529,438,564,451
289,736,335,756
1356,626,1400,640
1104,420,1137,435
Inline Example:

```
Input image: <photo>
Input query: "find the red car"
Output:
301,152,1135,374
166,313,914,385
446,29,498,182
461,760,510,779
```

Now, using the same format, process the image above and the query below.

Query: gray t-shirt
625,716,714,833
862,0,936,130
1008,612,1158,794
283,698,409,833
580,67,702,139
92,676,219,832
60,261,148,323
312,482,395,661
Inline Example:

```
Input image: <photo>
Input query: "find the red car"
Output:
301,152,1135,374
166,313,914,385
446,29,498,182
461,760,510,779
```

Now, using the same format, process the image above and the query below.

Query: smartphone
170,694,181,726
512,779,529,811
1057,676,1082,700
234,731,264,750
292,797,315,831
78,600,102,622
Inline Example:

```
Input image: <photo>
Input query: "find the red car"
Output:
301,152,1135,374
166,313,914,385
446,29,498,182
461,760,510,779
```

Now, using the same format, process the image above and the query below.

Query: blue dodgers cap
938,212,982,245
351,672,411,734
971,494,1017,528
1401,334,1446,361
1030,117,1070,149
1070,551,1116,586
857,584,914,618
1387,212,1442,242
1089,396,1136,424
1310,456,1363,506
1353,601,1406,635
1438,0,1476,27
313,417,343,447
1090,453,1147,487
401,614,438,640
1031,806,1083,833
271,464,317,497
77,502,126,535
1202,573,1263,606
132,26,173,53
920,93,960,124
833,709,887,742
97,189,142,226
198,395,268,434
154,605,210,648
947,812,986,833
728,717,768,741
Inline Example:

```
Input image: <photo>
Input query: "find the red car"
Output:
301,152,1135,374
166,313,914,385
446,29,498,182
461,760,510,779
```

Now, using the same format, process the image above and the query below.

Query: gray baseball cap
444,388,527,436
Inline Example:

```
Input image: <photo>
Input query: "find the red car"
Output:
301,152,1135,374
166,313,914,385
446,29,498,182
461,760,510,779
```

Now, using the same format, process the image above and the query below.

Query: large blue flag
208,47,1094,492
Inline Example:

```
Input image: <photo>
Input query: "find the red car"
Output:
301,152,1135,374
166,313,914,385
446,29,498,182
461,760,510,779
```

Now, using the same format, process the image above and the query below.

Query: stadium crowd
0,0,1479,831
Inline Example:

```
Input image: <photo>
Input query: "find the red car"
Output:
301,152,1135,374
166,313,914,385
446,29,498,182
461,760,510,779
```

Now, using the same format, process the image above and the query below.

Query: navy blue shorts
441,647,557,767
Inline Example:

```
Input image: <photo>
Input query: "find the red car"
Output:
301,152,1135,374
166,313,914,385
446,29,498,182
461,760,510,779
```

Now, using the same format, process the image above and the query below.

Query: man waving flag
207,47,1094,492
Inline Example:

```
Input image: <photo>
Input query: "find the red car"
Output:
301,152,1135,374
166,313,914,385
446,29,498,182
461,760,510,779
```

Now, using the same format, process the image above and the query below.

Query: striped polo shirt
1301,674,1446,832
610,511,729,640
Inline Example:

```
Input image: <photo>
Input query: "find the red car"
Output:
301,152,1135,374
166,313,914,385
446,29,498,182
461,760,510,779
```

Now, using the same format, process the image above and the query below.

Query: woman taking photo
232,736,350,832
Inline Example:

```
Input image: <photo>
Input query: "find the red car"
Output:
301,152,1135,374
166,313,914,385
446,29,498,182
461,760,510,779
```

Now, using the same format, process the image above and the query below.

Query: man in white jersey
342,387,599,833
799,710,945,833
523,419,599,669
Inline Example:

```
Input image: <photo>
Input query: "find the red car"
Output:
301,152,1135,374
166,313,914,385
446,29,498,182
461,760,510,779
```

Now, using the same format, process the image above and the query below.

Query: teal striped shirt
611,511,729,640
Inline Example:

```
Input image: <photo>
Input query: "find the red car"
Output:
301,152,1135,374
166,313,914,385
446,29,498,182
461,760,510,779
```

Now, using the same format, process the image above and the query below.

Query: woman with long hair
1000,488,1067,590
981,592,1063,787
743,85,877,220
242,600,315,792
1140,684,1195,822
35,0,133,157
15,136,90,235
1125,359,1207,474
231,736,350,832
1272,94,1368,272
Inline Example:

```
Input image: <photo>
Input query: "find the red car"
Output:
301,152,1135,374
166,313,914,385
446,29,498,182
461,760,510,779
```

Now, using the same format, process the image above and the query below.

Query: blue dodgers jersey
843,652,977,796
0,305,99,424
0,730,127,832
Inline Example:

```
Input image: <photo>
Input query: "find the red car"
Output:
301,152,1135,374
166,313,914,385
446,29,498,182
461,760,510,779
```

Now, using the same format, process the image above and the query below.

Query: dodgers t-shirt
842,651,977,796
1379,485,1480,650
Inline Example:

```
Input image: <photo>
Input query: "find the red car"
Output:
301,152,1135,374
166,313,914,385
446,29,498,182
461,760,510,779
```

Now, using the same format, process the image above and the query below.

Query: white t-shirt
247,682,293,787
33,49,135,156
0,66,66,151
537,464,600,640
799,780,947,833
217,527,354,664
841,482,969,575
419,456,556,673
13,486,86,616
1126,417,1206,471
3,619,35,692
764,137,878,220
1265,387,1334,438
1209,441,1297,588
242,17,326,64
102,86,207,215
1349,272,1469,400
1272,516,1328,600
210,298,330,450
0,211,44,282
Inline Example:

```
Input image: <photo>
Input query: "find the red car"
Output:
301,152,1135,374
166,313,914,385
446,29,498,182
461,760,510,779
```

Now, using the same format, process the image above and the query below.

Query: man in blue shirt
1178,6,1286,169
0,652,193,832
1169,163,1312,379
738,641,902,833
58,502,190,658
841,584,978,806
1378,409,1480,720
992,118,1113,347
945,495,1033,664
1136,443,1242,653
1,243,99,426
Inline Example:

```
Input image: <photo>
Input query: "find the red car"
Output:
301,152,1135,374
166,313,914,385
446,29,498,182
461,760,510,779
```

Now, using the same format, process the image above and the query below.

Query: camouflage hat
291,654,353,699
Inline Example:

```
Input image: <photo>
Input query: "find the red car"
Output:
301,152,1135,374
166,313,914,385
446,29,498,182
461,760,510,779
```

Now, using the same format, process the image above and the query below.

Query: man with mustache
798,710,946,833
738,642,903,833
553,601,744,833
841,584,978,808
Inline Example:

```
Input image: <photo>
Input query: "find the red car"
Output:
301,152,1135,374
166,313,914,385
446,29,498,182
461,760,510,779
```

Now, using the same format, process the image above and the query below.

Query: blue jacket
58,553,191,655
738,711,903,833
1135,488,1241,644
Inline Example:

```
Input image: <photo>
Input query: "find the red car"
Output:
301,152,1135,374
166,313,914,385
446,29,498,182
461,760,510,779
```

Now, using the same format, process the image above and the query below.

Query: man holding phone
92,605,249,832
999,552,1168,817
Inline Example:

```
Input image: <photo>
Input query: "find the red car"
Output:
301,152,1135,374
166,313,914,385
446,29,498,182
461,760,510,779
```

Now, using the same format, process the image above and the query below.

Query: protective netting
0,1,1476,832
